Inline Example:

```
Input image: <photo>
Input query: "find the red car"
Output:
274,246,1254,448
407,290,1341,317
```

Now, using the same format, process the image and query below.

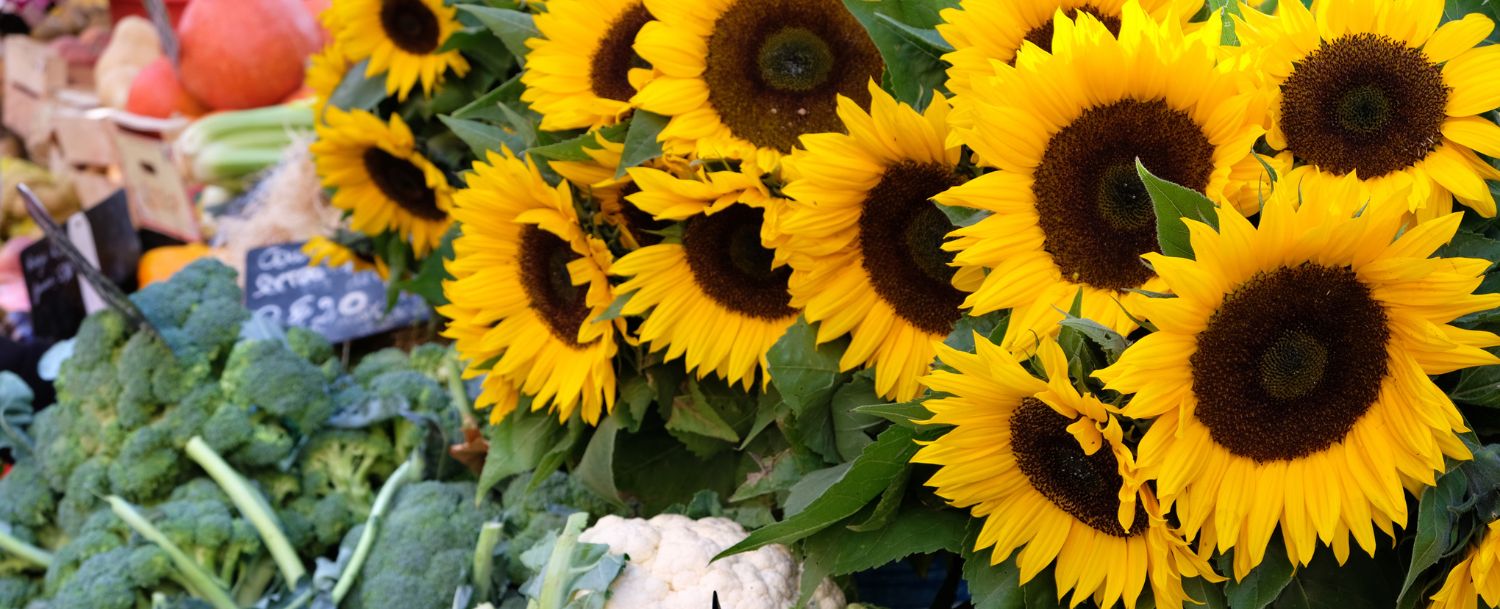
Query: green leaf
616,375,654,433
853,401,935,429
439,115,511,158
614,426,740,512
616,111,669,178
575,415,625,508
327,59,387,113
439,28,515,79
730,450,823,503
1225,538,1295,609
459,5,538,62
784,463,852,516
945,311,1008,352
477,405,566,499
452,74,525,122
961,518,1058,609
594,290,635,323
798,506,968,606
528,416,584,492
1452,355,1500,409
830,374,884,461
1138,157,1219,260
1183,577,1229,609
1207,0,1241,45
667,382,742,444
1057,315,1129,361
528,123,629,163
1273,546,1398,609
845,465,910,532
841,0,957,106
716,425,919,558
1398,469,1466,607
768,317,845,415
872,13,953,53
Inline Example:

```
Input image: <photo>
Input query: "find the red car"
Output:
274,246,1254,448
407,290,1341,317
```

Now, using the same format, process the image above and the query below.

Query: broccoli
286,429,398,552
109,423,190,503
220,339,333,437
129,259,248,374
48,544,174,609
44,509,131,596
57,458,109,535
498,472,620,583
0,463,57,530
343,481,504,609
0,573,36,607
151,480,264,586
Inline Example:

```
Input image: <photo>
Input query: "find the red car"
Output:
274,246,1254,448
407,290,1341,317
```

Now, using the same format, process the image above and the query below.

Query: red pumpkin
176,0,323,110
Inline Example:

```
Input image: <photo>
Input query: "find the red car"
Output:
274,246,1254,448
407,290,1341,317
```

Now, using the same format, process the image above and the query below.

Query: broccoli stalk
0,524,52,570
332,453,422,603
472,521,503,602
105,496,237,609
184,436,307,588
533,513,590,609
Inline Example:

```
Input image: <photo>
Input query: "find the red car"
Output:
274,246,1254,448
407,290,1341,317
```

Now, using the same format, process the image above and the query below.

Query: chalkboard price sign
244,242,430,344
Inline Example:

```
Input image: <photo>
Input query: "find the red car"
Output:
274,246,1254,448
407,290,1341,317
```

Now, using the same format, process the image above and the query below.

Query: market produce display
7,0,1500,607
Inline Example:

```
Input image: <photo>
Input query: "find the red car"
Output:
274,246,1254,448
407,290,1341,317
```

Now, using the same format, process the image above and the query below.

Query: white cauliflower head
577,514,844,609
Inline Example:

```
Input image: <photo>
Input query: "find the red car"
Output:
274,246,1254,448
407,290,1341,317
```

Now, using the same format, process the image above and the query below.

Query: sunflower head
1238,0,1500,219
308,42,353,119
335,0,472,101
303,235,389,279
939,1,1266,355
917,336,1221,609
310,108,455,257
550,133,681,250
1095,185,1500,580
612,168,799,389
1431,520,1500,609
523,0,656,130
632,0,885,172
441,150,620,425
778,82,980,401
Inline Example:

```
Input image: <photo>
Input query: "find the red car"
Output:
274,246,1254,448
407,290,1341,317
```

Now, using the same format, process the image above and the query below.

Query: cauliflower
577,515,843,609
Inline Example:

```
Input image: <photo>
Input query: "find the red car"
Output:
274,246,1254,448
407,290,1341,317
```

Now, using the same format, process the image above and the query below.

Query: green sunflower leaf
439,115,514,158
616,111,669,178
452,73,525,123
327,59,387,112
797,506,968,605
842,0,957,107
1182,577,1229,609
960,518,1060,609
1223,537,1295,609
768,318,845,415
1398,468,1467,607
459,5,538,63
666,381,741,445
830,373,884,461
872,13,953,53
477,404,568,500
575,414,625,508
715,425,919,559
853,401,935,429
1137,157,1219,260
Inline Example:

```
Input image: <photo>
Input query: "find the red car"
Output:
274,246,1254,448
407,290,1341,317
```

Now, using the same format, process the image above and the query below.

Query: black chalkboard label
244,242,431,344
19,190,143,340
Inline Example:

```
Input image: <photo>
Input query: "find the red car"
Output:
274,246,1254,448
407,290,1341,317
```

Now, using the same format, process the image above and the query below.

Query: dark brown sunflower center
1021,6,1122,55
682,205,795,320
1190,263,1391,462
590,2,653,102
703,0,884,152
362,148,446,221
619,183,670,247
1033,99,1214,291
379,0,441,54
518,226,592,345
858,161,966,335
1010,398,1148,537
1279,33,1449,179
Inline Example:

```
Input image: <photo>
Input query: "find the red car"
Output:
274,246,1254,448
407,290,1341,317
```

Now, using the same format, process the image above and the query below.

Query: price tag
243,242,431,344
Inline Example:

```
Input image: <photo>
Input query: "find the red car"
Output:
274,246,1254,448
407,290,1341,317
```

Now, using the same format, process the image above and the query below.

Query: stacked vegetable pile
0,260,621,609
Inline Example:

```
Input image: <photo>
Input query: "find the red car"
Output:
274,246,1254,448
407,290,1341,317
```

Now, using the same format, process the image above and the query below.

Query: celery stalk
177,102,315,154
185,436,307,588
0,523,52,569
106,496,239,609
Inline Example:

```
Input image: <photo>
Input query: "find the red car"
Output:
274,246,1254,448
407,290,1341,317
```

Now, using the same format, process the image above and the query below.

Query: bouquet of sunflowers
305,0,1500,606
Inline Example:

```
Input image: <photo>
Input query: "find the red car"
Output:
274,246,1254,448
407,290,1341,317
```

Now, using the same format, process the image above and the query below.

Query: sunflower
550,134,678,250
1093,186,1500,581
1238,0,1500,220
308,43,352,119
440,150,620,425
917,336,1221,609
940,4,1266,354
611,170,798,389
937,0,1204,101
302,235,389,279
777,83,977,401
522,0,655,131
334,0,471,101
311,108,454,257
1432,521,1500,609
631,0,885,173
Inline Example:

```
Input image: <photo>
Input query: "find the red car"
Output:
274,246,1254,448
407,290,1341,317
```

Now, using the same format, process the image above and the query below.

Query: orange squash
138,244,214,286
125,57,209,118
176,0,322,110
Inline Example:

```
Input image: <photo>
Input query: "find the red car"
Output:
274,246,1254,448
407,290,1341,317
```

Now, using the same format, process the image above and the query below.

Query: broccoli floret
45,509,131,596
406,344,453,379
498,472,619,582
350,349,412,385
58,458,110,535
53,310,129,412
0,573,36,607
221,340,333,435
32,397,121,494
0,463,57,530
153,480,263,585
286,327,334,367
114,333,176,429
301,429,395,511
108,423,188,502
49,545,173,609
130,259,247,371
344,481,504,609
